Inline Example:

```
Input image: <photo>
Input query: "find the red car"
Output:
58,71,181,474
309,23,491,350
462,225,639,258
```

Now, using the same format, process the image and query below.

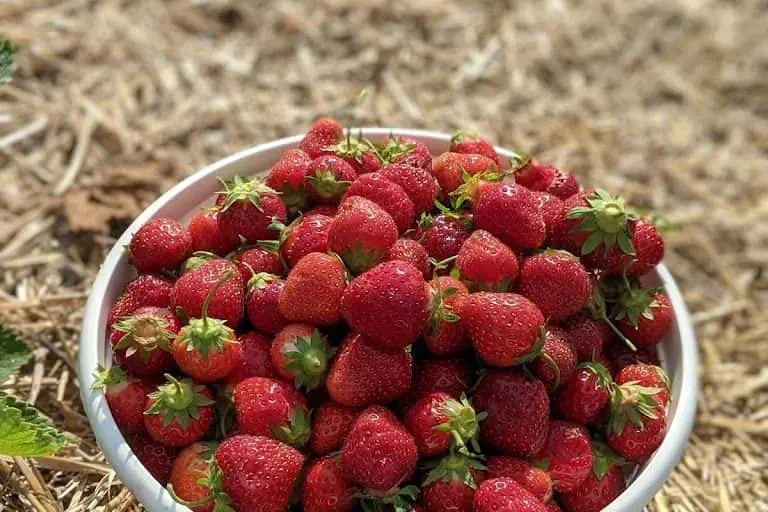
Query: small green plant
0,39,16,86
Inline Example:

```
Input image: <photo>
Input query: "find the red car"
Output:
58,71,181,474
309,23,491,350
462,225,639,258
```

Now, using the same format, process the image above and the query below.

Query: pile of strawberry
94,117,674,512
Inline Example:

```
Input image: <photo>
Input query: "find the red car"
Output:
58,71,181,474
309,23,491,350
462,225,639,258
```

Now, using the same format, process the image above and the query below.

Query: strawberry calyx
181,251,217,275
434,394,487,455
325,131,368,162
450,168,504,209
247,272,281,292
608,381,663,435
145,374,214,429
450,130,480,144
512,324,548,365
611,275,663,327
281,329,336,390
272,408,311,447
422,452,486,488
580,361,614,391
217,175,278,213
566,189,637,256
176,269,237,358
90,364,128,393
426,276,461,335
340,242,385,275
307,167,352,201
356,484,420,512
590,441,629,480
167,442,235,512
113,313,174,359
586,285,637,352
377,135,416,164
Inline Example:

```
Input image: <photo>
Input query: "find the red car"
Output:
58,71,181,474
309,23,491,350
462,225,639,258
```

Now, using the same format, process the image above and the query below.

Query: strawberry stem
200,268,234,326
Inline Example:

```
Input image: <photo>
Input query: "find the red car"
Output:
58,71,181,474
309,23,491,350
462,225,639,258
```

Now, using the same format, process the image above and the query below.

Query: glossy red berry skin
110,306,179,377
403,392,454,457
169,443,215,512
424,277,471,356
130,217,192,273
104,376,156,435
386,238,430,279
473,184,546,251
282,214,332,268
456,230,519,292
560,464,626,512
616,293,673,348
108,274,174,329
224,331,276,387
279,252,346,326
449,133,502,168
607,407,667,463
187,210,238,256
299,117,344,159
555,365,612,424
515,160,579,199
533,421,593,493
486,457,553,503
233,377,308,441
309,401,361,455
143,386,215,448
302,456,356,512
431,152,499,197
342,172,417,233
407,358,471,404
127,434,179,485
216,192,287,245
305,155,358,203
391,136,432,170
616,364,670,405
532,191,566,240
530,327,578,392
561,316,612,362
417,214,473,262
171,259,245,329
232,247,282,282
379,163,439,215
473,478,549,512
518,251,592,322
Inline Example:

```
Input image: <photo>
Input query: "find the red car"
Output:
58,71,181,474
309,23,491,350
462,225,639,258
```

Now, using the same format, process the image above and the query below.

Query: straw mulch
1,0,766,510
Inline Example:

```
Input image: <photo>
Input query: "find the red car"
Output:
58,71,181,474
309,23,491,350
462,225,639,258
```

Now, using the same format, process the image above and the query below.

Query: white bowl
78,129,698,512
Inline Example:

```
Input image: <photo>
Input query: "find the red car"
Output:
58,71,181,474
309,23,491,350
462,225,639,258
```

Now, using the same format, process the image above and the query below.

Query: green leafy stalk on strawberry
566,188,637,256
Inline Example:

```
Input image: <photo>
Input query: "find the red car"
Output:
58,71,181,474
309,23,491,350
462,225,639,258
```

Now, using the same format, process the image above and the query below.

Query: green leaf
0,40,16,86
581,231,604,255
0,324,30,383
0,392,67,456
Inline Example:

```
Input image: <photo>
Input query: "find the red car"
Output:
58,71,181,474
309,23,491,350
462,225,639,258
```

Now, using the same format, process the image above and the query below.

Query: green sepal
182,251,218,274
217,175,278,213
422,452,486,489
531,457,549,471
0,392,68,456
579,361,614,391
276,184,308,215
247,272,281,292
450,129,479,144
272,408,311,448
325,131,368,162
566,189,637,256
512,324,547,365
591,441,630,480
450,168,503,209
611,275,664,327
340,242,385,275
376,135,416,164
113,314,174,359
433,394,485,455
426,277,461,336
168,442,235,512
307,167,351,201
608,381,663,435
585,284,637,352
356,485,420,512
90,364,128,391
282,329,335,391
145,374,215,429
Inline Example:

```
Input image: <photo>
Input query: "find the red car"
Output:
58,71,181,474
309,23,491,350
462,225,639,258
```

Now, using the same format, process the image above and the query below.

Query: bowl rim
78,128,698,512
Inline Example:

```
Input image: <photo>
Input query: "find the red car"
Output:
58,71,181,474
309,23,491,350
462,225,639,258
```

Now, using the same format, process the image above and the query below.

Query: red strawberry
309,401,361,455
518,251,592,322
532,191,565,240
593,352,615,377
422,453,486,512
614,289,672,348
582,218,664,277
270,324,334,390
298,117,344,159
187,210,238,256
473,183,546,251
108,274,173,328
110,306,178,377
408,358,471,403
560,463,625,512
461,292,545,367
168,442,224,512
172,259,245,329
561,315,612,362
91,365,155,435
473,370,550,457
281,214,332,268
473,478,549,512
616,364,670,406
245,273,289,335
533,421,593,493
278,252,346,325
341,260,429,350
130,217,192,273
328,196,399,274
554,362,613,425
325,133,382,175
457,230,518,292
341,405,418,491
379,163,439,214
234,377,310,447
515,160,579,199
386,238,430,278
305,204,338,217
305,154,358,203
326,333,412,407
342,172,416,233
216,434,305,512
232,246,282,281
265,148,312,213
604,341,660,371
127,434,179,485
302,456,356,512
486,457,552,503
431,152,499,197
404,393,483,457
417,212,473,262
224,331,276,387
144,375,215,447
545,502,563,512
180,251,218,275
216,176,287,244
381,135,432,170
423,277,470,356
449,131,502,168
606,382,667,463
530,327,578,392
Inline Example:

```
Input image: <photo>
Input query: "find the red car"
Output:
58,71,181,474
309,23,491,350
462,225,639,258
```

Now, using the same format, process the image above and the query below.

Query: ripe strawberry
342,172,416,233
532,191,566,240
486,457,552,503
305,204,338,217
473,183,546,251
461,292,545,367
404,393,483,457
449,131,502,168
341,405,418,491
422,453,486,512
328,196,399,274
172,259,245,329
530,327,578,392
216,176,287,244
561,315,611,362
408,358,471,404
265,148,313,213
129,217,192,273
582,218,664,277
545,502,563,512
91,365,155,435
518,251,592,322
417,212,473,263
232,246,282,281
326,333,412,407
169,442,226,512
309,401,361,455
424,276,470,356
215,434,305,512
457,230,518,292
555,362,613,424
279,252,346,325
325,132,382,175
381,135,432,169
473,478,549,512
298,117,344,159
431,152,499,197
144,375,215,447
305,154,358,203
280,214,332,268
224,331,276,387
605,341,660,371
606,382,667,462
473,370,550,457
515,160,579,199
616,364,670,406
533,421,593,493
302,456,356,512
187,210,238,256
127,434,179,485
270,324,335,390
559,442,627,512
234,377,310,447
379,163,439,214
341,260,429,350
386,238,430,278
614,288,672,348
108,274,173,328
110,306,178,377
245,273,288,335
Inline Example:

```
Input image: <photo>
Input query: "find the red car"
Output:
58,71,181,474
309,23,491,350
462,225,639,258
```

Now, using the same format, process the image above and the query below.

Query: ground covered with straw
1,0,766,510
